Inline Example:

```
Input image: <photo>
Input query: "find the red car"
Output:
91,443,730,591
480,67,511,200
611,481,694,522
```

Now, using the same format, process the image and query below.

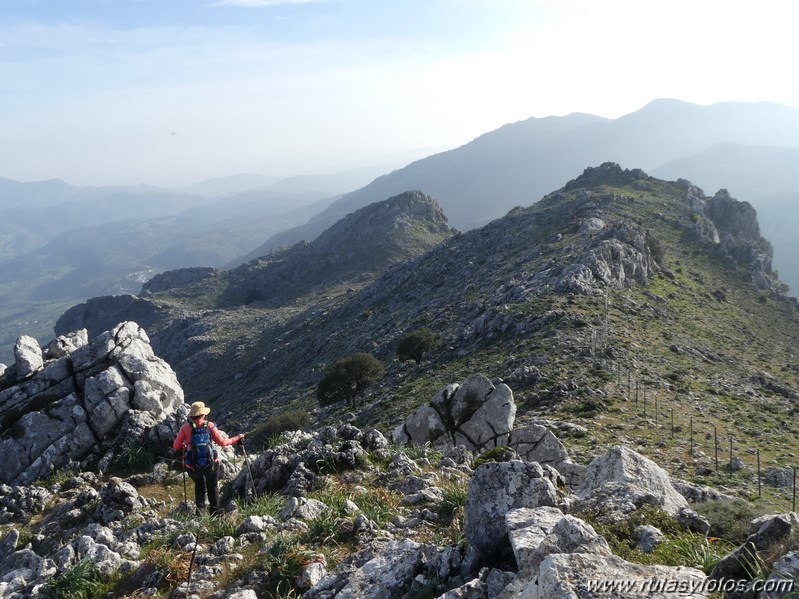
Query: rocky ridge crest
0,322,184,486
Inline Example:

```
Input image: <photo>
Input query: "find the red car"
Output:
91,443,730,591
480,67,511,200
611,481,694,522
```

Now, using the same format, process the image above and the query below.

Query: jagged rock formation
0,322,184,485
394,375,587,489
392,374,516,451
684,183,781,292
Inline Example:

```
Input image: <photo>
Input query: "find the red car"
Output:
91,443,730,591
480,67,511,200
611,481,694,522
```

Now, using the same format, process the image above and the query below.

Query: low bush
694,498,767,544
250,409,312,450
42,560,107,599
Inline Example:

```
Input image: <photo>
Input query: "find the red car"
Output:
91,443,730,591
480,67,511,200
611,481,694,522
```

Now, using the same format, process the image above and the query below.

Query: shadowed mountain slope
53,166,799,483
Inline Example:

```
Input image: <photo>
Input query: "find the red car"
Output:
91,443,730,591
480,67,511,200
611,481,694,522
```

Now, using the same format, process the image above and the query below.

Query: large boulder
575,446,689,517
710,512,799,585
393,374,516,451
13,335,43,379
464,460,558,556
523,553,707,598
303,538,428,599
507,508,612,577
0,322,184,485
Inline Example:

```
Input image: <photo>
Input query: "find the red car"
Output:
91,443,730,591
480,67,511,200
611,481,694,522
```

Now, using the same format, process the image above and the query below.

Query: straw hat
189,401,211,417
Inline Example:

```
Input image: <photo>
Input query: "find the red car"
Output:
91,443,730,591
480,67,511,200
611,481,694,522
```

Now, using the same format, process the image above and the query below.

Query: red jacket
173,419,241,454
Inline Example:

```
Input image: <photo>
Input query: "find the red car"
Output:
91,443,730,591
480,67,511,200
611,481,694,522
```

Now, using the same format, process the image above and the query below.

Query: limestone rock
44,329,89,360
14,335,43,379
575,446,689,517
464,460,558,556
635,524,665,553
394,374,516,452
711,513,799,582
304,538,427,599
0,321,184,485
509,424,586,489
524,553,707,598
761,549,799,598
506,507,611,584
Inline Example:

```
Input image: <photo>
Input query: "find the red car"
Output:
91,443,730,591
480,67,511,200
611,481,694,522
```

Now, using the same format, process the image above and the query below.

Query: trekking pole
182,448,188,505
239,438,256,499
186,530,199,595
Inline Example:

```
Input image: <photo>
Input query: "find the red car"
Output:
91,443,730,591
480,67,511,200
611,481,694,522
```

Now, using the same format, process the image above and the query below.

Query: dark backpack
185,422,217,470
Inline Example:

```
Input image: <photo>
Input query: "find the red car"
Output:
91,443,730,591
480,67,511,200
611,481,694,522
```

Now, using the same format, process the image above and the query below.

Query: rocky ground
2,329,799,598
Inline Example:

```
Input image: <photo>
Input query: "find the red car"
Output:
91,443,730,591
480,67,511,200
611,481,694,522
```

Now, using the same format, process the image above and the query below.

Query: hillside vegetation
5,164,799,598
55,164,799,501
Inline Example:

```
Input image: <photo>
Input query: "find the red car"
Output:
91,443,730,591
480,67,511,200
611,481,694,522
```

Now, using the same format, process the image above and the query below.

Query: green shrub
694,498,767,544
250,409,312,450
111,441,157,473
397,328,440,365
238,492,285,519
43,560,106,599
668,536,734,574
435,484,468,524
317,353,384,408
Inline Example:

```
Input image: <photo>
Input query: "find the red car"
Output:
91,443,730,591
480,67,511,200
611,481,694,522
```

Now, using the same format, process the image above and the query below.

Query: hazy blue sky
2,0,796,187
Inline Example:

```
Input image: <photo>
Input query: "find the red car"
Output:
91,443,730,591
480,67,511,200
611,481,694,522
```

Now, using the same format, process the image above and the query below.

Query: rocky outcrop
685,185,781,292
140,266,221,295
574,446,690,517
0,321,184,485
574,446,710,535
463,460,559,556
393,374,516,451
556,221,663,294
710,512,799,584
524,553,707,599
508,424,587,489
394,378,586,488
13,335,44,379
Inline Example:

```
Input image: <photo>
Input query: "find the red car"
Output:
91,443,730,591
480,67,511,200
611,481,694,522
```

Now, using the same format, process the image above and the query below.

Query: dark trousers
189,464,219,515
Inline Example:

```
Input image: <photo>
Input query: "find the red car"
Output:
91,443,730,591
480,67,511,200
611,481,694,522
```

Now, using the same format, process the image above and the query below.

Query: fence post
670,408,674,439
713,425,718,472
793,468,797,513
655,396,658,426
757,449,761,499
690,416,694,457
643,387,647,417
729,437,733,479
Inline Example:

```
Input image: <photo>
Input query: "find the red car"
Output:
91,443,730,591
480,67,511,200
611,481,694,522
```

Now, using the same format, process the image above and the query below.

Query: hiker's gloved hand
236,434,245,446
166,447,176,459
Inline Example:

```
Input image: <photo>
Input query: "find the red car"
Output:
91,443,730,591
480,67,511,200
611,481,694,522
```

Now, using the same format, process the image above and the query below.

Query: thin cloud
211,0,320,6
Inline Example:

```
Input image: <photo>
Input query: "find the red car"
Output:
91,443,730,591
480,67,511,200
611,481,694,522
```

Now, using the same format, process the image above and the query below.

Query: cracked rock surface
0,321,184,486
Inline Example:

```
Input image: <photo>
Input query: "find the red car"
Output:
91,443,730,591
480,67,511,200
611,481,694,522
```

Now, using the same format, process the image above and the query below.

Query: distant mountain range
2,98,799,364
0,165,403,362
256,99,799,293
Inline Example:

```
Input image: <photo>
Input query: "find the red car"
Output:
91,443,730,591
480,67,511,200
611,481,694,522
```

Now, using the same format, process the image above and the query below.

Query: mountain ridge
248,100,799,276
53,165,799,468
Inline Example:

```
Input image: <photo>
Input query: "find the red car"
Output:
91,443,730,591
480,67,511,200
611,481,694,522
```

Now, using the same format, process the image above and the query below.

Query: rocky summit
4,163,799,597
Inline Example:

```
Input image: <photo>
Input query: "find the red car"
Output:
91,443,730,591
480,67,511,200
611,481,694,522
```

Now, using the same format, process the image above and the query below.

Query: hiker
173,401,244,516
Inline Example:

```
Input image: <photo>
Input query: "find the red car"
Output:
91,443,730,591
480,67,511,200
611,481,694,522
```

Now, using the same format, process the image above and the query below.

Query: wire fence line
593,359,799,511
